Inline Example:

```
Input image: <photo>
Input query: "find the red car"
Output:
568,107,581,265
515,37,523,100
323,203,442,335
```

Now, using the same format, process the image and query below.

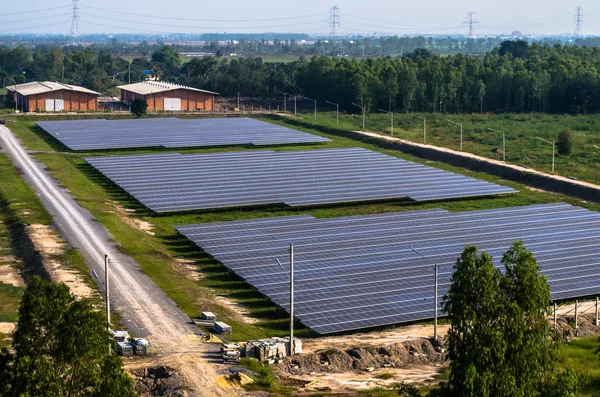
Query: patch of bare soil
0,262,25,287
172,258,203,281
279,338,446,376
110,202,155,236
303,324,451,353
553,313,600,338
0,322,16,334
26,224,94,299
214,295,260,324
128,364,188,397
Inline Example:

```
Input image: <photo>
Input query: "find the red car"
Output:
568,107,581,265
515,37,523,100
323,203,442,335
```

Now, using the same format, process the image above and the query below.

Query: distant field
295,111,600,186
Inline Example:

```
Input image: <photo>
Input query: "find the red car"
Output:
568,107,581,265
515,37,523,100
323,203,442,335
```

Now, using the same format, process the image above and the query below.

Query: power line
79,5,327,22
0,13,71,25
330,6,340,36
0,20,72,33
575,7,583,36
78,12,325,30
0,5,71,17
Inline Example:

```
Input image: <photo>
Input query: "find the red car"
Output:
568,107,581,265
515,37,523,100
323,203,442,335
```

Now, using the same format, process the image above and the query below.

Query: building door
164,98,181,111
45,99,55,111
54,99,64,111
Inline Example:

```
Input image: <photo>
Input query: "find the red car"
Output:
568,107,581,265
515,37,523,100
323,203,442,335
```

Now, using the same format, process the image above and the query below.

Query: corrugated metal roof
6,81,100,96
117,81,219,96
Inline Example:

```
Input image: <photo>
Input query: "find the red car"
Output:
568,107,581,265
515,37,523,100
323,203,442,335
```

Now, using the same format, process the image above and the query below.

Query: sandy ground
303,323,451,353
296,364,445,392
0,125,231,396
27,224,95,299
0,262,25,287
554,299,599,317
110,201,155,236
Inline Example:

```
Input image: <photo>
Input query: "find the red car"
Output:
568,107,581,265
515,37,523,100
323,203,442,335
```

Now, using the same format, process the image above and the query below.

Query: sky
2,0,600,36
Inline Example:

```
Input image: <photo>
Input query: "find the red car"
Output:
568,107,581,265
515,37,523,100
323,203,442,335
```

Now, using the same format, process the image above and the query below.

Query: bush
557,128,573,156
131,97,148,118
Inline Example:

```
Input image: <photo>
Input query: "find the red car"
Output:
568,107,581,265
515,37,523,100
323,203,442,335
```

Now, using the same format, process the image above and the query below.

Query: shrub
557,128,573,156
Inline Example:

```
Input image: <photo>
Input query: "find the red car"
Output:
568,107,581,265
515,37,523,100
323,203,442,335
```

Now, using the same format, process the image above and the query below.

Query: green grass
294,111,600,185
375,371,395,380
0,282,24,322
5,115,600,343
557,336,600,396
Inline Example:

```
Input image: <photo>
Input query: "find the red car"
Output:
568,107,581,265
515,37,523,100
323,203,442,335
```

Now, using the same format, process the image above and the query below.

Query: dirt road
0,125,228,396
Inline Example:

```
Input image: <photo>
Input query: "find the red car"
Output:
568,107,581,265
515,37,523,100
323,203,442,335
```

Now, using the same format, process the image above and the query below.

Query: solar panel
37,117,330,150
176,203,600,334
85,148,517,212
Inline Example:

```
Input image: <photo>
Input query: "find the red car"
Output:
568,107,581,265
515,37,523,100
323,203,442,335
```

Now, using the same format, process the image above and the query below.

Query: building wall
121,88,215,111
27,90,98,112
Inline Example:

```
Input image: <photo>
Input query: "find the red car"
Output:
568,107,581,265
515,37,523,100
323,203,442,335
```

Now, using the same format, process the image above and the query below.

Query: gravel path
0,125,228,397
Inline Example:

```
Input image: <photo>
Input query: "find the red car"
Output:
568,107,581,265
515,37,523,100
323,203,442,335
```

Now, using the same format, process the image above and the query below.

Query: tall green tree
0,277,135,397
440,242,576,397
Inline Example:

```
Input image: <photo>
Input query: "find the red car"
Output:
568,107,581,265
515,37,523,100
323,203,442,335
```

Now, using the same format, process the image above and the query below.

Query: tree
557,128,573,156
131,97,148,118
0,277,135,397
440,242,571,397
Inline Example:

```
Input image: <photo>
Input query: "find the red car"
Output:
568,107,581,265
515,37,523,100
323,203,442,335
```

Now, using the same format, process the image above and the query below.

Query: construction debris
221,343,241,364
213,321,232,334
242,337,302,362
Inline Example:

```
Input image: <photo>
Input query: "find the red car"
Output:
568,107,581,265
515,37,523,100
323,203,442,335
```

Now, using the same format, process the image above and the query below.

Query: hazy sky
2,0,600,36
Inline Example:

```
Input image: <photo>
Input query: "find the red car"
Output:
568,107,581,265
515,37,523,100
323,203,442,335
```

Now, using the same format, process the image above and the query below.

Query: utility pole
289,243,294,356
283,93,286,112
378,108,393,136
104,254,110,332
237,92,240,110
303,96,317,120
447,119,463,151
352,100,365,131
411,114,427,144
325,100,339,125
329,6,340,37
128,64,131,84
536,137,555,173
410,246,439,340
574,7,583,36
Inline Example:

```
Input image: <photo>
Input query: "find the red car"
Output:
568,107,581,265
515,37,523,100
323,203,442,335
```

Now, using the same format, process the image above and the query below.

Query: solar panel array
85,148,517,212
37,117,330,150
176,203,600,334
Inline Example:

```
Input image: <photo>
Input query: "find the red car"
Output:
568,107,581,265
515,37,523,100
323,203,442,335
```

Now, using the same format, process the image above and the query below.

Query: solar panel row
37,117,330,150
85,148,517,212
176,203,600,334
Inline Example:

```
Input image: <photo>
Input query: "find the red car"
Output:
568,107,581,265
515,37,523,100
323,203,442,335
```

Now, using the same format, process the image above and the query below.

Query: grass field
5,114,599,343
0,152,53,327
557,336,600,396
292,111,600,186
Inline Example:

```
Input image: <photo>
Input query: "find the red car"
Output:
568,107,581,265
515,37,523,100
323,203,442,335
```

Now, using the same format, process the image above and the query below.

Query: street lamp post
411,114,427,144
378,108,394,136
446,119,463,151
325,100,339,125
487,128,506,162
303,96,317,120
275,243,295,356
283,92,296,116
409,246,439,341
536,137,555,173
352,100,365,131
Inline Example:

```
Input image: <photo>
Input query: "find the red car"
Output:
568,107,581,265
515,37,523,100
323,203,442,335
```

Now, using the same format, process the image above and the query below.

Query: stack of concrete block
116,342,134,356
213,321,232,334
132,338,148,355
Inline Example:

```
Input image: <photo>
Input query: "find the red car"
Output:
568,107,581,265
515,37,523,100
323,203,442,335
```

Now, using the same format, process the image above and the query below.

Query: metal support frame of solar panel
37,117,330,151
176,203,600,334
85,148,517,213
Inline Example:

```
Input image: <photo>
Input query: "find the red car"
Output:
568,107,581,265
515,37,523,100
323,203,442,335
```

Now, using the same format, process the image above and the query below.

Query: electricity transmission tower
463,12,479,39
574,7,583,36
69,0,83,45
329,6,340,36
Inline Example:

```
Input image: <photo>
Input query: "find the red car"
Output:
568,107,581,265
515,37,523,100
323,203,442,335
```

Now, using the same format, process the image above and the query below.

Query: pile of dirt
130,365,187,397
553,314,600,338
278,338,446,376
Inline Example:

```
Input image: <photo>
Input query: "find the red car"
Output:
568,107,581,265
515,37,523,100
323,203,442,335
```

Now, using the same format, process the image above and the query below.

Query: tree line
2,40,600,114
